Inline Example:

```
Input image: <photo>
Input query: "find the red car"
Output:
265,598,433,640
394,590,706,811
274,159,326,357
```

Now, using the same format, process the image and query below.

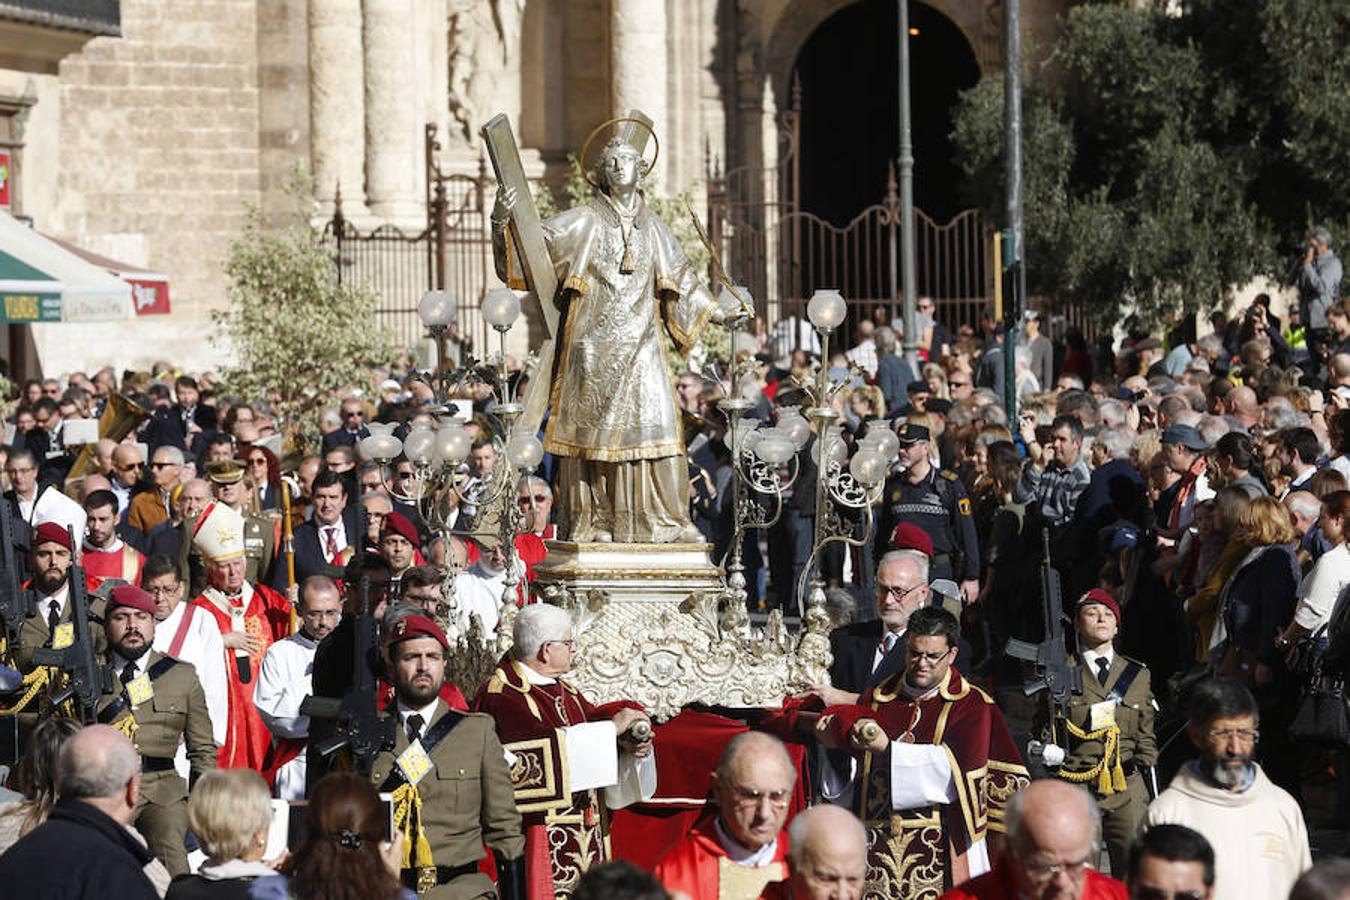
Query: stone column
610,0,668,185
308,0,368,216
363,0,423,223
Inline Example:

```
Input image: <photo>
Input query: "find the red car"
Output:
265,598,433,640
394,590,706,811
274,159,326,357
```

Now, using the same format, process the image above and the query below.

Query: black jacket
143,404,218,454
272,504,361,590
165,874,256,900
828,619,973,695
0,798,157,899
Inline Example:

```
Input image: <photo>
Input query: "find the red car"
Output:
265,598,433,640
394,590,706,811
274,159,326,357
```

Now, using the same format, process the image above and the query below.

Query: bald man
1225,386,1259,430
654,731,796,899
787,805,867,900
0,725,158,898
940,780,1126,899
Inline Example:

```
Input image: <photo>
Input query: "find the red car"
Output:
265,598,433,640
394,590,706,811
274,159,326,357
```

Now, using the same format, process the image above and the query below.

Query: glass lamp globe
402,426,436,467
434,423,472,465
507,432,544,470
482,288,522,332
806,289,847,332
418,290,455,328
868,428,901,461
754,429,796,465
717,285,752,318
849,449,886,486
776,408,812,450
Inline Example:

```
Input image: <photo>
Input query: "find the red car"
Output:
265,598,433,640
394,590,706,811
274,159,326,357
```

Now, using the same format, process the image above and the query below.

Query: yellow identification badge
1089,699,1116,731
397,740,433,786
125,674,154,707
51,622,74,650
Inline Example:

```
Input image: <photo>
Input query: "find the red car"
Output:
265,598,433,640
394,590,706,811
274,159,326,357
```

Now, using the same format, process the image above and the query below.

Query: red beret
1077,588,1121,622
889,522,934,558
386,614,448,650
33,521,72,551
108,583,157,615
382,511,419,548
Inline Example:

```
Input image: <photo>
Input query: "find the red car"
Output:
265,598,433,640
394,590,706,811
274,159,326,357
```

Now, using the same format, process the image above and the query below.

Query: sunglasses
517,494,549,505
150,462,178,469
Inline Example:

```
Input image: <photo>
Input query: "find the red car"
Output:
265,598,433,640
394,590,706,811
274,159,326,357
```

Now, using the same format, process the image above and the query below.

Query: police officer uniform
370,616,525,899
96,584,216,877
875,423,980,583
1042,589,1156,877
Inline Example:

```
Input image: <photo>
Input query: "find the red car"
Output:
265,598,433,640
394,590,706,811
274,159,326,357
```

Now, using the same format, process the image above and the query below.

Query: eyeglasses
545,639,577,650
117,463,143,472
878,583,925,601
517,494,549,506
150,462,178,469
907,646,954,663
1132,889,1205,900
1205,728,1259,743
1022,856,1092,883
728,786,792,810
344,410,364,418
144,584,180,597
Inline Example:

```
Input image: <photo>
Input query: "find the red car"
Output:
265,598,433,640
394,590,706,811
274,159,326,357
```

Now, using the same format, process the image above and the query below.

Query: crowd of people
0,227,1347,899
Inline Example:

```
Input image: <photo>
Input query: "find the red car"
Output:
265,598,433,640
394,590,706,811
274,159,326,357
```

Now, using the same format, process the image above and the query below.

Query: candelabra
713,285,809,631
359,288,543,648
794,290,897,621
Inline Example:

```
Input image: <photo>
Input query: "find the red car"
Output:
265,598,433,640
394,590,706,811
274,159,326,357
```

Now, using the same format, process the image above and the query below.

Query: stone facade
0,0,1068,378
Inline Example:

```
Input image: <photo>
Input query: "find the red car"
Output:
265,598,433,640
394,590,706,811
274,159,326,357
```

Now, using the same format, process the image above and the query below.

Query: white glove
1027,740,1066,767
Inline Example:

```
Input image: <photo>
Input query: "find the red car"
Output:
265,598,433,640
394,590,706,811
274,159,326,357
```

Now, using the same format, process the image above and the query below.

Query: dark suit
143,404,218,453
26,425,73,491
146,519,183,561
828,619,974,695
321,426,370,452
272,505,359,590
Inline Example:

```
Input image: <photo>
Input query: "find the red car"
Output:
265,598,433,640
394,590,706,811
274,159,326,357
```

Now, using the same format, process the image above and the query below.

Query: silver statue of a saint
491,132,742,543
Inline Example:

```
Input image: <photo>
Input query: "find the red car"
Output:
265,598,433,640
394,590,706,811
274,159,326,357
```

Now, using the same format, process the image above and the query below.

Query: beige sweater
1142,763,1310,899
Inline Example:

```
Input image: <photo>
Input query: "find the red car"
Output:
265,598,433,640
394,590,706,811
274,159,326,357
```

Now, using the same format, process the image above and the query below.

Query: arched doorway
795,0,981,226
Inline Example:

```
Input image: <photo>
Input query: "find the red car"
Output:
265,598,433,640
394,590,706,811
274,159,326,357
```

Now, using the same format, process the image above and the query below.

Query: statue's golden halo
579,116,660,187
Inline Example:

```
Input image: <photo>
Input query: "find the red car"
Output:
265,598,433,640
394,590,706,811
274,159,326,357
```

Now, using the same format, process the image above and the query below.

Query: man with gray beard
1142,678,1309,899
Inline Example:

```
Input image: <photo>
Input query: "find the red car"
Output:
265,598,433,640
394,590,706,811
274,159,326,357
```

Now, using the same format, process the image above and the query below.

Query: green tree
214,196,394,449
950,2,1317,327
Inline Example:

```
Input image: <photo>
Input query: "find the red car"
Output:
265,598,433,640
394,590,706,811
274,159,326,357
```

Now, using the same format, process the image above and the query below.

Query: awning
0,210,132,323
43,233,171,316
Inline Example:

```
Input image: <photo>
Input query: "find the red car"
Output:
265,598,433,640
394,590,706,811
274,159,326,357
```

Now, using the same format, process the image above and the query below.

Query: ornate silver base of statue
528,540,831,721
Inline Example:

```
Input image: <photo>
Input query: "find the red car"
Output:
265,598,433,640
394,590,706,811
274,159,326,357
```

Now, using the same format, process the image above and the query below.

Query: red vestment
940,858,1127,899
82,544,144,591
823,668,1029,900
192,581,291,771
472,655,639,900
652,816,789,900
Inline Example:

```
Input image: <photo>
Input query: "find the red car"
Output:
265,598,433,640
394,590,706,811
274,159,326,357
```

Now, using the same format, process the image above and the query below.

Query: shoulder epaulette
939,469,958,481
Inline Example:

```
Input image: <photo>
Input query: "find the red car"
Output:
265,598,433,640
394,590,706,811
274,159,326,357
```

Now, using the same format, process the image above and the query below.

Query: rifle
0,501,30,661
300,576,391,776
30,528,108,723
1004,528,1081,747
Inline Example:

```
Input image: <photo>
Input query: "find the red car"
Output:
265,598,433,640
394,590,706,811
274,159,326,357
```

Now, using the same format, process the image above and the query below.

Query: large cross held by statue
479,111,654,435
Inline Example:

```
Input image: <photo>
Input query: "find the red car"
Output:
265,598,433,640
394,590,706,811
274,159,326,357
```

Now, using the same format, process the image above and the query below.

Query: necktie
325,526,338,561
1095,657,1110,686
406,713,425,745
46,600,60,634
121,662,137,687
882,632,898,653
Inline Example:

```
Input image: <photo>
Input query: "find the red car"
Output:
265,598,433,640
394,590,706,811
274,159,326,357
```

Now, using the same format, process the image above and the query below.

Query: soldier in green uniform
1031,588,1156,877
371,614,525,899
96,582,216,876
180,460,276,597
16,521,107,674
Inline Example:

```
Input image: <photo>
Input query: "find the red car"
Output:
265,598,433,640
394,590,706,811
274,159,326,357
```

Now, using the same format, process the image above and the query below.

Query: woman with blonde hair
921,362,949,401
1214,492,1302,794
166,769,277,898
